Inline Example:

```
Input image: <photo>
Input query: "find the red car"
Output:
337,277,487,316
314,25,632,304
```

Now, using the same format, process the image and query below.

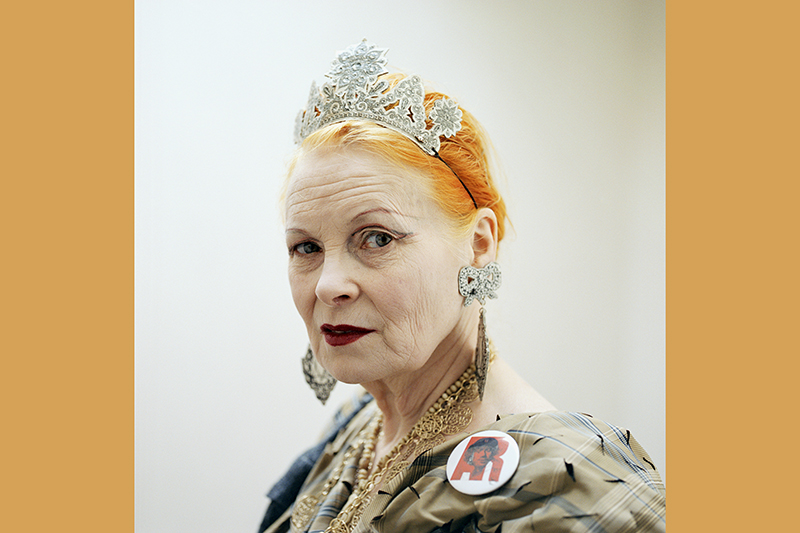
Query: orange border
4,1,798,531
2,2,134,531
667,1,798,531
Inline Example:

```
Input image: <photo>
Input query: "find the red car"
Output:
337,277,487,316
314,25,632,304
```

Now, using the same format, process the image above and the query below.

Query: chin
325,357,387,386
313,346,359,380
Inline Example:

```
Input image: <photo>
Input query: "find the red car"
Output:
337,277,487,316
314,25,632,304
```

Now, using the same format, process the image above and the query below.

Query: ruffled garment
267,401,666,533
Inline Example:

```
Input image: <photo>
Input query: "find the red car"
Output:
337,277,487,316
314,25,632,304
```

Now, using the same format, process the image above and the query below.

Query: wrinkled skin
284,147,476,393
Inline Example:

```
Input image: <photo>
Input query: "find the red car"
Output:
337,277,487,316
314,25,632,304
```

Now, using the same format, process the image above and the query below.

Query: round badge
446,430,520,495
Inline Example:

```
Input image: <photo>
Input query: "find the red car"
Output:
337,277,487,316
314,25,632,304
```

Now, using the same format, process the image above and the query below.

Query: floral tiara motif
294,40,463,155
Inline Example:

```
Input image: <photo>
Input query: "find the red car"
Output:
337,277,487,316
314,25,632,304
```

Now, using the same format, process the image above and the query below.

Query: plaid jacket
261,395,665,533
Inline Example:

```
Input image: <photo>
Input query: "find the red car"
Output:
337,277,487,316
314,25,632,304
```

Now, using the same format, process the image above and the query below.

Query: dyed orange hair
286,76,508,246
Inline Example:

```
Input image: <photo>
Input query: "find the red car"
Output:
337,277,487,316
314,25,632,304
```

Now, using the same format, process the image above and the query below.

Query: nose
315,253,359,306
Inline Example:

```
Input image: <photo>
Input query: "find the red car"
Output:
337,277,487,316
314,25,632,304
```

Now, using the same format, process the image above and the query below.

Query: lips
320,324,375,347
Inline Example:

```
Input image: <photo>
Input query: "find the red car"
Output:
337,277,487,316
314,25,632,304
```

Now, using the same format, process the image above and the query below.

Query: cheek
288,270,316,322
381,264,461,333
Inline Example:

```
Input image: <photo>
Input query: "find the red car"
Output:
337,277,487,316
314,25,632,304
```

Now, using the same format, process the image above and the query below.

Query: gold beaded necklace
291,361,485,533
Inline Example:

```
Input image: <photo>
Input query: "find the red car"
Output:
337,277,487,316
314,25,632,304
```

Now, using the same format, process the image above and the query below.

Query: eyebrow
285,207,416,236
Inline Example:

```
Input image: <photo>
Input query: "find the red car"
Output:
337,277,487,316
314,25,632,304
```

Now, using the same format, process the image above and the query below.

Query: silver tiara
294,40,463,155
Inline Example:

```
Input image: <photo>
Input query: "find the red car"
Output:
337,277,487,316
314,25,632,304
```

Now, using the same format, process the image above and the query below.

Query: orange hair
286,76,508,246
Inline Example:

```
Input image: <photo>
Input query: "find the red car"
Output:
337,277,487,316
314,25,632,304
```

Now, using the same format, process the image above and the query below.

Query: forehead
285,148,435,223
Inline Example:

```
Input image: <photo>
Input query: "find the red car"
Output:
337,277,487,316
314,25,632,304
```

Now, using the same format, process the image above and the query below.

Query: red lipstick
321,324,374,346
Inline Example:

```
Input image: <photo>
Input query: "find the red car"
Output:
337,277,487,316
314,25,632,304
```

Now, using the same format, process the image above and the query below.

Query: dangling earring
475,306,490,400
458,262,502,400
302,346,336,405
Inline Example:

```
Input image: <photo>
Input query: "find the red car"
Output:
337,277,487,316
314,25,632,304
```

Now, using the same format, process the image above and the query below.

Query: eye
362,231,394,249
292,241,322,255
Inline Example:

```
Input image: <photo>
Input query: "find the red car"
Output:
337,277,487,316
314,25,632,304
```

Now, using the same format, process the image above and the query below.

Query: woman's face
472,447,494,467
284,147,473,385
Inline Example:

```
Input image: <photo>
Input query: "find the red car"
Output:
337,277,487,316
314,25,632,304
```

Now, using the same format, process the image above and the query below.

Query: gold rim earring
302,346,337,405
458,262,502,400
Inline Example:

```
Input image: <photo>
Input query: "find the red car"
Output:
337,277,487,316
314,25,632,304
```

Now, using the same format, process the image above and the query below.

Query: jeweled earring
458,262,502,400
302,346,336,405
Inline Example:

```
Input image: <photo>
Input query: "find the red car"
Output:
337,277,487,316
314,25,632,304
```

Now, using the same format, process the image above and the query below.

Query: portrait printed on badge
446,430,520,495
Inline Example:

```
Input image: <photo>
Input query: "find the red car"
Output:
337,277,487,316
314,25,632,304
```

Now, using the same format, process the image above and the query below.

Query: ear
469,208,498,267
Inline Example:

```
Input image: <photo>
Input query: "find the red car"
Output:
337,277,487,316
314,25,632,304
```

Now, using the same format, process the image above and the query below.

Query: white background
135,1,665,532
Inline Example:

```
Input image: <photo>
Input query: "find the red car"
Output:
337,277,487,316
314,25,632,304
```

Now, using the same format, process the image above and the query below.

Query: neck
361,306,479,451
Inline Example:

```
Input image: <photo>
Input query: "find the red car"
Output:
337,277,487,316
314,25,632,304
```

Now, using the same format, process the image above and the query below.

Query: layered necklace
291,361,484,533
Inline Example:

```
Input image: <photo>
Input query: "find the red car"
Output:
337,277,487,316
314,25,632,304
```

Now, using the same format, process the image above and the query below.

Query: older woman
260,41,665,533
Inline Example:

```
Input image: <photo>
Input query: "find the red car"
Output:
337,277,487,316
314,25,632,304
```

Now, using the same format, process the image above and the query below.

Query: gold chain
291,361,485,533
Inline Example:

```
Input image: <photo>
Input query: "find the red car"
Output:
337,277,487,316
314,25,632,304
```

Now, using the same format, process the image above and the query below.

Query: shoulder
482,412,666,532
495,411,664,491
376,411,666,533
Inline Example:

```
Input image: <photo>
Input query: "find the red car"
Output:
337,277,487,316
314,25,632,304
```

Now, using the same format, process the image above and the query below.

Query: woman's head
466,437,500,466
284,42,506,385
284,146,497,385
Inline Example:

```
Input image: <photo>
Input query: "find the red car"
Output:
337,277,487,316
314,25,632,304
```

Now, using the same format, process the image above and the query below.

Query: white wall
135,1,665,531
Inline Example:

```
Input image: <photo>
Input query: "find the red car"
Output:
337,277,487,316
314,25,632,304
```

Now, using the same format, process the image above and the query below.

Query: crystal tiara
294,40,463,156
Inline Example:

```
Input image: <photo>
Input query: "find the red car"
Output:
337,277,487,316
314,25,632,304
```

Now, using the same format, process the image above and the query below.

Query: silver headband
294,40,463,156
